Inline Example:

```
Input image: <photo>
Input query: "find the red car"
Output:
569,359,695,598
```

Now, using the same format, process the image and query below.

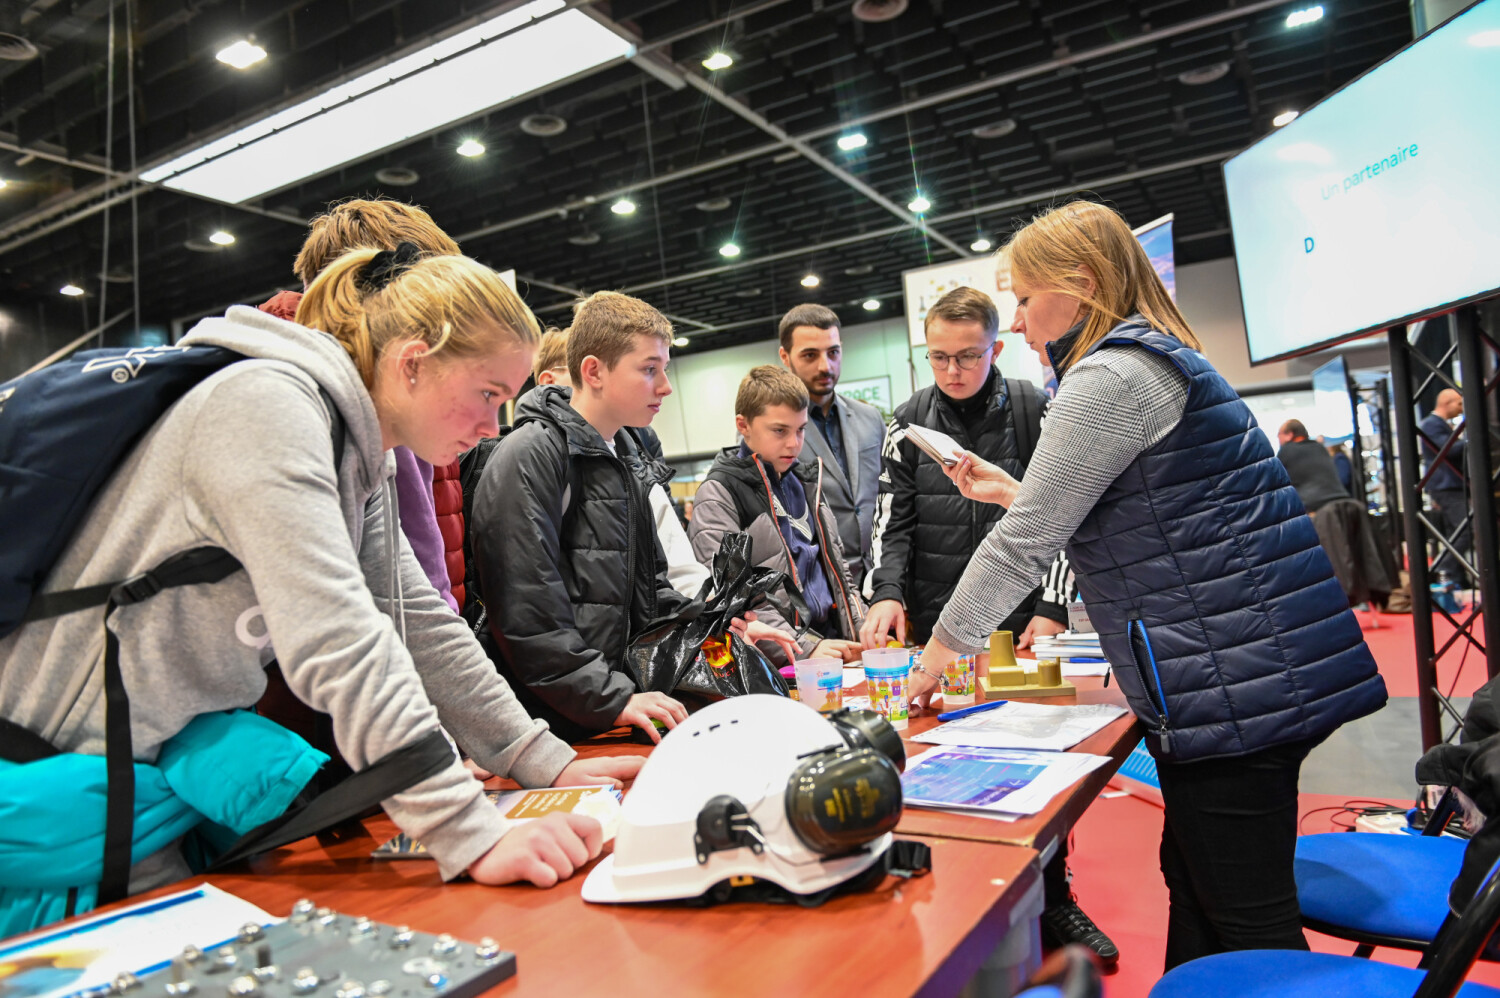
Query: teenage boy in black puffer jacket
470,293,694,745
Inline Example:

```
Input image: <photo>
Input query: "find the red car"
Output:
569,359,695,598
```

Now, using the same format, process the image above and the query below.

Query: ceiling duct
852,0,908,22
0,2,37,61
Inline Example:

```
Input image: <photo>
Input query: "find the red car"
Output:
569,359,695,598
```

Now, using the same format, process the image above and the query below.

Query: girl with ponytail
0,244,642,912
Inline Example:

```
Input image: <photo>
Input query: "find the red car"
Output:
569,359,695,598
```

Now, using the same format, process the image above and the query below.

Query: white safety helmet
582,695,907,904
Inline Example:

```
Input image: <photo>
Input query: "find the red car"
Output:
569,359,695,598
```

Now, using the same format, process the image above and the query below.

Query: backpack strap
19,389,344,627
1004,377,1043,467
207,729,454,871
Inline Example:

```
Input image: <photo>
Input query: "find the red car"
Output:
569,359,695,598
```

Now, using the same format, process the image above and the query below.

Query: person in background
1,248,647,913
1327,442,1355,495
908,200,1386,971
859,285,1101,963
1420,388,1471,583
260,197,463,612
531,326,710,600
862,287,1071,650
777,304,885,587
688,366,865,667
1276,419,1351,514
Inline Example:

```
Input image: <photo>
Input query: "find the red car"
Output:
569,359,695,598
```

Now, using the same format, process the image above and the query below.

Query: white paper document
0,884,277,998
901,746,1110,818
898,424,965,467
913,701,1128,751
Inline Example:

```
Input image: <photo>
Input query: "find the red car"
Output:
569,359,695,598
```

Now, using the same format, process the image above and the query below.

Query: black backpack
0,345,453,905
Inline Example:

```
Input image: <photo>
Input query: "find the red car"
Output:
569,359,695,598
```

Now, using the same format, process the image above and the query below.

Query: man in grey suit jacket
778,304,886,585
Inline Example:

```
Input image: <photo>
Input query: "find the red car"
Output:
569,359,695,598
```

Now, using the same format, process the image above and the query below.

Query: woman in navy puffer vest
908,201,1387,971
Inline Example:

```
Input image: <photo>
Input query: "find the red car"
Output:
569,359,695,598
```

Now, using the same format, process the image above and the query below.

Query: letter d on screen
1304,237,1315,254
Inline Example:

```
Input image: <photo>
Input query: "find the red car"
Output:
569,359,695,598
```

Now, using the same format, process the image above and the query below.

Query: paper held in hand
899,423,966,467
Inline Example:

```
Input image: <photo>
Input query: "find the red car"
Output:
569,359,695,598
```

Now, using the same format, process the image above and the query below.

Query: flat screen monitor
1132,213,1176,301
1223,0,1500,365
1310,355,1356,446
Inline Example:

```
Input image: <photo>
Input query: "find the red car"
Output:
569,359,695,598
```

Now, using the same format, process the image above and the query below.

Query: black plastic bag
622,533,802,701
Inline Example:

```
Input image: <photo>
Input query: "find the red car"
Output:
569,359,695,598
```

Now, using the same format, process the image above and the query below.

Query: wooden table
114,817,1042,998
573,678,1144,853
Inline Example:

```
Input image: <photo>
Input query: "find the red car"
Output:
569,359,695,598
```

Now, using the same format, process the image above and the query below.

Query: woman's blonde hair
1003,200,1200,371
295,248,541,386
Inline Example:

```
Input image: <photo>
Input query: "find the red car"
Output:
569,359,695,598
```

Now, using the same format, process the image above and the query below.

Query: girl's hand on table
468,812,603,887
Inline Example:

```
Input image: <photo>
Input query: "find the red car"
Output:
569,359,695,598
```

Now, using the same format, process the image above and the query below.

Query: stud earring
409,377,416,385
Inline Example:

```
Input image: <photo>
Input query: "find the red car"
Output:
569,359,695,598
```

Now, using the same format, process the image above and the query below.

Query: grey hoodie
0,306,574,885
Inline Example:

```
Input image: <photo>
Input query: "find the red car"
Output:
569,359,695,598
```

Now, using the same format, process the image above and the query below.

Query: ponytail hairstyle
1002,200,1200,371
295,244,541,387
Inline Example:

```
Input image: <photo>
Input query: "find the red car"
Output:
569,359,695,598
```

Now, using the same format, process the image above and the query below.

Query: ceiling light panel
141,2,633,204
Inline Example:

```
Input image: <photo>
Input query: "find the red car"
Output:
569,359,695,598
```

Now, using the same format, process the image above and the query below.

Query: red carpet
1064,609,1500,997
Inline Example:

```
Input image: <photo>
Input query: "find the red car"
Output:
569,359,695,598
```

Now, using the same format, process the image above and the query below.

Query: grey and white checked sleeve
930,346,1191,654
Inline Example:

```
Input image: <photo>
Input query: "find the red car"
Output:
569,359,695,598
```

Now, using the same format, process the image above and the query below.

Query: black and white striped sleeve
930,347,1189,654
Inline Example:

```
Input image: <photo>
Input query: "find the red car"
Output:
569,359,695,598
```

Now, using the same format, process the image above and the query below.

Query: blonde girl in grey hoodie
0,246,641,894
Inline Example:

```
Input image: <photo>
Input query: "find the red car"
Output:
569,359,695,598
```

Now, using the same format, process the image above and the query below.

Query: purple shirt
393,446,459,613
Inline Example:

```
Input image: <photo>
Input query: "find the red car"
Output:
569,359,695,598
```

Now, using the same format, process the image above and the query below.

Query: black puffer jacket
865,372,1067,642
471,386,694,741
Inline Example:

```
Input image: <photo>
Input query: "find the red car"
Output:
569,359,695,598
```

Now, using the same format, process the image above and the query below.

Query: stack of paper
912,701,1127,751
1029,632,1110,677
900,746,1110,821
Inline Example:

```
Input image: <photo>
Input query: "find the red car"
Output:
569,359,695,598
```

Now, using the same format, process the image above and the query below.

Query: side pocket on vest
1129,618,1174,754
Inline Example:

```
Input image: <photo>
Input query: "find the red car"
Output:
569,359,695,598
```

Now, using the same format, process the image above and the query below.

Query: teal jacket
0,710,325,937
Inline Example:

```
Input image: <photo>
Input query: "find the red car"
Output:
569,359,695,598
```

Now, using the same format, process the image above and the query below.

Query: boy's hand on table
614,691,687,744
553,756,644,789
468,812,603,888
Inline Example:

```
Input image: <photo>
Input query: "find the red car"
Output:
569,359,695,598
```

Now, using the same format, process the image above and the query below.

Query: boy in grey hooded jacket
0,258,633,893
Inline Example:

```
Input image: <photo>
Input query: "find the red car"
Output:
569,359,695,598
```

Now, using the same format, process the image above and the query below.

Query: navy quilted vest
1059,322,1387,761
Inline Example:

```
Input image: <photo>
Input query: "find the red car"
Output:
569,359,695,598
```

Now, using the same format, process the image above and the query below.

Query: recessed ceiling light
970,238,992,253
862,299,880,311
140,3,633,204
1272,109,1300,127
852,0,909,22
719,242,741,257
59,284,85,296
702,51,733,71
972,119,1017,140
456,138,485,157
695,196,732,212
845,264,873,276
216,39,266,70
374,165,420,186
1177,62,1230,86
611,198,636,215
208,230,235,246
519,112,567,136
672,336,690,347
567,230,600,246
800,274,820,288
836,133,868,151
907,194,931,213
0,178,8,190
1286,5,1324,28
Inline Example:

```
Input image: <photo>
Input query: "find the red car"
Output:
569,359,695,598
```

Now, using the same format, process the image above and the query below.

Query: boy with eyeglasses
860,286,1117,966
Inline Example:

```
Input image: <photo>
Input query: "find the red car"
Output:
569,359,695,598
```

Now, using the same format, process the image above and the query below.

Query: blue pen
938,699,1008,722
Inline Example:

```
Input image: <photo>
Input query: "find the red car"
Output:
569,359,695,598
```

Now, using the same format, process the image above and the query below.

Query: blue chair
1149,853,1500,998
1297,831,1468,957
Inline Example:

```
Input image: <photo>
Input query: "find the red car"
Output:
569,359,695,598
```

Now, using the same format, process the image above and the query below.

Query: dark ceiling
0,0,1415,355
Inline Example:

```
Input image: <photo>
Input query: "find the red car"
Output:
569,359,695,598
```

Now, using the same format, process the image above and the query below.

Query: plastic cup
794,658,842,713
943,653,978,704
778,664,799,702
862,648,911,730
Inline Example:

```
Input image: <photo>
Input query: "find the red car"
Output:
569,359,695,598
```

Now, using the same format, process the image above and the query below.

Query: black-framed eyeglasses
925,348,992,371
